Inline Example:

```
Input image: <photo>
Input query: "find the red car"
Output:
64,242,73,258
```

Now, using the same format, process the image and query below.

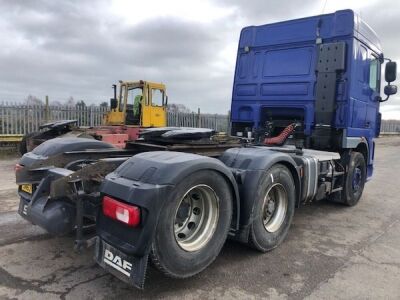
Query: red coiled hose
264,123,296,146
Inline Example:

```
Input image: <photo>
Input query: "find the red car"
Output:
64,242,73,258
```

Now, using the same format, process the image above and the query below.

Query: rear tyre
341,151,366,206
248,164,295,253
150,170,233,278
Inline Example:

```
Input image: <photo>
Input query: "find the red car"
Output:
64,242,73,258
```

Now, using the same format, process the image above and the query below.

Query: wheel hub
262,183,288,233
352,167,362,192
267,198,276,213
174,185,219,252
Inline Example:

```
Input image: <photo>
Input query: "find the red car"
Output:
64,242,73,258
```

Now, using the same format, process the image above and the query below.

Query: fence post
227,110,231,134
45,95,50,122
197,108,201,128
90,106,93,127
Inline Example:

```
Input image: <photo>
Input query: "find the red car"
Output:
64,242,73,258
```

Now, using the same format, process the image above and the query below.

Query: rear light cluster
102,196,141,227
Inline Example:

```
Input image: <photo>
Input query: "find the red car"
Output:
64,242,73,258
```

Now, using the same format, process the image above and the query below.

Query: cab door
141,84,166,127
366,54,381,137
351,43,369,129
351,42,381,134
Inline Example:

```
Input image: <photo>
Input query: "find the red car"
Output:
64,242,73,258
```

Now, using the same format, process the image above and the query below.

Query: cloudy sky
0,0,399,118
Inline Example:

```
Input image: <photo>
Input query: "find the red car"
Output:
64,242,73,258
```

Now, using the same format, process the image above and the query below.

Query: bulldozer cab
105,80,167,127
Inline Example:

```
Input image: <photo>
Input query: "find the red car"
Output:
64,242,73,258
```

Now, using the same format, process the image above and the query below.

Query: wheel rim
262,183,288,233
174,184,219,252
352,167,362,192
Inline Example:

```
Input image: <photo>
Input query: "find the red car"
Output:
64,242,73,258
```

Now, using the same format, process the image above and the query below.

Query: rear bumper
18,195,76,235
17,168,78,236
17,167,100,236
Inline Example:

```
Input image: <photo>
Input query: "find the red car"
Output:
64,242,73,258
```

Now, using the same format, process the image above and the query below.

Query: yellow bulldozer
106,80,167,127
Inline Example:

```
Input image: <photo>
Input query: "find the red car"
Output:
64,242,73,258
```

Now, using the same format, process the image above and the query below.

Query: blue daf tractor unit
15,10,396,289
230,9,397,180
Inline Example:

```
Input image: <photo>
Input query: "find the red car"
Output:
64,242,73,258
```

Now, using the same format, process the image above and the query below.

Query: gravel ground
0,137,399,299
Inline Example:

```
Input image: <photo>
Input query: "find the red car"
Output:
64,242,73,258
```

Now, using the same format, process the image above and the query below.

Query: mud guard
95,238,149,289
219,147,301,243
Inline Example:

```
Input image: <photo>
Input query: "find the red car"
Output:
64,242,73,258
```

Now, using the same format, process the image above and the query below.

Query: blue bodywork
230,10,383,178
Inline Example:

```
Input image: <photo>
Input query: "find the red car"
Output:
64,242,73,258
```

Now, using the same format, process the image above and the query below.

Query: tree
51,100,63,106
25,95,43,105
76,100,86,107
100,101,108,108
167,103,192,113
65,96,75,106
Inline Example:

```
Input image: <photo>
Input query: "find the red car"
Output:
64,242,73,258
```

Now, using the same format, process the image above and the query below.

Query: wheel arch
219,147,301,243
276,160,301,207
110,151,241,232
354,139,369,165
19,137,116,167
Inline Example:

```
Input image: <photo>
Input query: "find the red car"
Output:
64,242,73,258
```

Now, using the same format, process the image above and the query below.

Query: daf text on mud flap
103,249,132,277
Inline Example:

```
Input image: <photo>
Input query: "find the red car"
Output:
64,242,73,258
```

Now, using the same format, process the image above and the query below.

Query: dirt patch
0,189,19,213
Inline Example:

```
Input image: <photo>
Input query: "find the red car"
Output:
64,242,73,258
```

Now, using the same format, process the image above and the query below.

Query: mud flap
95,238,149,289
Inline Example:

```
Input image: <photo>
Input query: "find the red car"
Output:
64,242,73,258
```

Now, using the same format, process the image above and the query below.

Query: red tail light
14,164,24,173
102,196,140,227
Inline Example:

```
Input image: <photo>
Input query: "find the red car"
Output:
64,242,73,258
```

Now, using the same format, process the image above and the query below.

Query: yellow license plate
21,184,32,194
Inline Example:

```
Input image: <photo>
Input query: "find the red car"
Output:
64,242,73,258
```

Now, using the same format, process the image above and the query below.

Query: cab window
125,87,143,126
369,58,380,92
151,89,164,106
127,87,143,105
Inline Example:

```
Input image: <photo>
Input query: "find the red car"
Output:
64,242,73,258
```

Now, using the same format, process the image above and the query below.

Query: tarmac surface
0,137,400,299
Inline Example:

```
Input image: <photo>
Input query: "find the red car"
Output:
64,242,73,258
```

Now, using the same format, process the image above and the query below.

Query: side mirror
385,61,397,83
384,85,397,96
165,95,168,106
110,98,118,110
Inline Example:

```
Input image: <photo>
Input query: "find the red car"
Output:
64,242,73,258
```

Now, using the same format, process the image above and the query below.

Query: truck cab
230,9,397,179
105,80,167,127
